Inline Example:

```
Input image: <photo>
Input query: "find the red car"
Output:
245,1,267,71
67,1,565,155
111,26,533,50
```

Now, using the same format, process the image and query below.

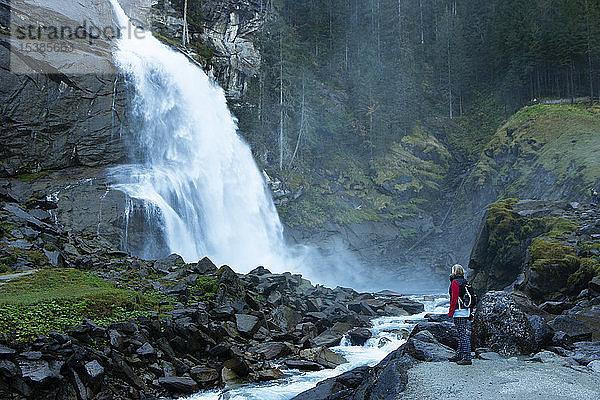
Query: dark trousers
454,317,471,361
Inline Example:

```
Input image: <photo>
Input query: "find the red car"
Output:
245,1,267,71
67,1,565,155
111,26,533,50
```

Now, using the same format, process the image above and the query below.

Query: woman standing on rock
448,264,472,365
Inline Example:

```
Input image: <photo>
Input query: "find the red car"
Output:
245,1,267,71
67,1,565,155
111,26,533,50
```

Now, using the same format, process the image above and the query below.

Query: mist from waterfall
108,1,408,292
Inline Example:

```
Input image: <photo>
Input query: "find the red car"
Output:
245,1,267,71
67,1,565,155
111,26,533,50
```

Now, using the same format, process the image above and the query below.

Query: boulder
158,376,198,394
409,321,458,349
353,351,415,400
404,330,455,362
109,321,138,334
3,203,53,232
0,345,16,358
347,301,376,316
299,347,348,369
312,329,343,347
136,342,156,357
472,291,537,356
391,298,425,315
190,366,219,386
248,266,271,276
270,305,302,333
166,282,188,297
528,350,576,367
0,360,19,378
153,254,185,274
84,360,104,380
193,257,217,274
478,352,505,360
548,315,592,342
19,351,42,361
539,301,574,315
589,277,600,293
570,341,600,365
235,314,260,336
18,360,60,384
249,342,292,360
424,313,452,323
295,322,317,338
290,366,370,400
222,357,249,380
256,368,284,381
570,305,600,340
208,343,231,358
551,331,573,348
588,360,600,373
216,266,246,310
213,305,235,319
383,304,409,316
284,360,323,371
108,329,124,349
348,328,372,346
529,315,554,348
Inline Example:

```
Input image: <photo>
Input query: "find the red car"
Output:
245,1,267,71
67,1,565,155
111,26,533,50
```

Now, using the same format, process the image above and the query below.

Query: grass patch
189,276,219,302
0,268,159,342
15,171,50,183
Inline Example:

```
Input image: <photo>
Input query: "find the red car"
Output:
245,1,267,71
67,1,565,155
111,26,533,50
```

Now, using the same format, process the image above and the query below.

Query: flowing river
182,296,448,400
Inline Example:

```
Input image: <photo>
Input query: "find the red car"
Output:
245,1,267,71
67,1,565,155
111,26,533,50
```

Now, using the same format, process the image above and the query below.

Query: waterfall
106,2,408,292
108,1,288,272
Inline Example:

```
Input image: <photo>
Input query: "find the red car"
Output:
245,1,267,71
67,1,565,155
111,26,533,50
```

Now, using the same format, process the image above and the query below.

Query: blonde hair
452,264,465,276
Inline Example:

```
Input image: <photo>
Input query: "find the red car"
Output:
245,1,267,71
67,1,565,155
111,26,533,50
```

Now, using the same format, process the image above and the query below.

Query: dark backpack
458,280,477,311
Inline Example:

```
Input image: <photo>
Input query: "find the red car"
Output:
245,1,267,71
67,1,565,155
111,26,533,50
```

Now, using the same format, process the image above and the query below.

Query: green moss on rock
279,125,450,234
529,238,579,272
522,216,579,239
486,198,520,254
567,257,600,291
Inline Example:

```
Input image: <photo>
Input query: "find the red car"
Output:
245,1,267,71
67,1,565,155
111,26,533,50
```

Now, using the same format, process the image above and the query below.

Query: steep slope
453,104,600,250
464,104,600,212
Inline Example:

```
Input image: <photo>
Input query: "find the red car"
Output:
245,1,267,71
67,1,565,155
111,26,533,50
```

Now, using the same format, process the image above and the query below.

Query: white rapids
182,296,448,400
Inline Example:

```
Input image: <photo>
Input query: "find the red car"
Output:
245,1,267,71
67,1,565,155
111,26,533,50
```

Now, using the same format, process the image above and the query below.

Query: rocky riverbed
2,173,600,400
285,200,600,400
0,181,429,399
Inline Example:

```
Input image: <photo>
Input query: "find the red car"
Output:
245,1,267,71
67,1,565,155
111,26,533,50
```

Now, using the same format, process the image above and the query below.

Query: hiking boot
456,359,472,365
448,355,461,362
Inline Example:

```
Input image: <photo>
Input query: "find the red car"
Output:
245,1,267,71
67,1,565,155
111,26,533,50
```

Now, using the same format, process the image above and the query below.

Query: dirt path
399,358,600,400
0,269,37,285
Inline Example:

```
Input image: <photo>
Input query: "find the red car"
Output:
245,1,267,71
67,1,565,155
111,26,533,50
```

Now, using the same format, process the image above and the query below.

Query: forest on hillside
230,0,600,170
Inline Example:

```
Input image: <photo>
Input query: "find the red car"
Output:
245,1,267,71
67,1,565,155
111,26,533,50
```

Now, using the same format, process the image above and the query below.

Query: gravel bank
399,359,600,400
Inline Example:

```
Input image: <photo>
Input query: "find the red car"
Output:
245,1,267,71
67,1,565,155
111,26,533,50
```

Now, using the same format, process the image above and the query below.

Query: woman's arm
448,280,459,317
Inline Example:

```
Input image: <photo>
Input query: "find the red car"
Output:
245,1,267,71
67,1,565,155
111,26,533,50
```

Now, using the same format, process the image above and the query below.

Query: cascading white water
182,296,449,400
107,3,431,293
109,2,288,272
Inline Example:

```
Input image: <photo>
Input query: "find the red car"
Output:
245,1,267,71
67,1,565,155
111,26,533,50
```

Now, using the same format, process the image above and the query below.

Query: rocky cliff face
468,198,600,302
0,45,129,177
151,0,268,100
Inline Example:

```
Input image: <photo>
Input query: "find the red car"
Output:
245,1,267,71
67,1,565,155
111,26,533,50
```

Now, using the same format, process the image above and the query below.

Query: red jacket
448,279,460,317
